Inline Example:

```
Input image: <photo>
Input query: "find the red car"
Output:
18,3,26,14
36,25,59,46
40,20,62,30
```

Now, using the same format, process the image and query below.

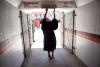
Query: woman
41,8,58,60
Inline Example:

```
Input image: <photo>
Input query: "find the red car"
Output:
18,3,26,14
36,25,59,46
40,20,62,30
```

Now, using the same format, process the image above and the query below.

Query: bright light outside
31,9,63,48
21,8,74,48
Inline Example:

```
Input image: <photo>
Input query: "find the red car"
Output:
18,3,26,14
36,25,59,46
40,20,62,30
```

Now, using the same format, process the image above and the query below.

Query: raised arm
44,8,48,19
53,8,55,19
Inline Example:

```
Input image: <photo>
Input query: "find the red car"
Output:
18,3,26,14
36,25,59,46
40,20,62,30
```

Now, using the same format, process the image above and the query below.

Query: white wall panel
75,0,100,67
0,0,24,67
76,0,98,34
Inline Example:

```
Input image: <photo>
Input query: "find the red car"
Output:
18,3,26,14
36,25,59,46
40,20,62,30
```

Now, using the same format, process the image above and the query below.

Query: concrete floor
21,48,87,67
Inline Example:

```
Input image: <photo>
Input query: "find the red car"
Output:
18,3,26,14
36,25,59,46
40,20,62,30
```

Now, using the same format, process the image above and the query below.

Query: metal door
20,11,31,57
63,10,75,54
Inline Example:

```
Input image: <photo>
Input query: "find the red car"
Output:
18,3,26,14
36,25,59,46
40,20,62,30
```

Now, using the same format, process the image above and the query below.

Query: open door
20,11,31,57
63,10,75,54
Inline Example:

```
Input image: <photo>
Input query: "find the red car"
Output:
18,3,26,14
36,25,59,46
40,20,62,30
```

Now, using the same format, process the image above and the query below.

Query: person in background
41,8,58,60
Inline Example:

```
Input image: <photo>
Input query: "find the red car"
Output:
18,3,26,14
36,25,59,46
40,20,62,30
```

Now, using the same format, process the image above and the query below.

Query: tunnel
0,0,100,67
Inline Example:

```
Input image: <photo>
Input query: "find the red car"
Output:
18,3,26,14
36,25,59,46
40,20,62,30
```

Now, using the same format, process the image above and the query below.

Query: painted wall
77,0,95,7
75,0,100,67
0,0,24,67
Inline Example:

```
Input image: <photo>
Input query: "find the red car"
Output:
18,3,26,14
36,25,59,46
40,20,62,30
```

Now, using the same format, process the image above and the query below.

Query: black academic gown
41,19,58,51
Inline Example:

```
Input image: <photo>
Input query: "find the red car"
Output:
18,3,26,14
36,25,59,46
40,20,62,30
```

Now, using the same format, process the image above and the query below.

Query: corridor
0,0,100,67
21,48,87,67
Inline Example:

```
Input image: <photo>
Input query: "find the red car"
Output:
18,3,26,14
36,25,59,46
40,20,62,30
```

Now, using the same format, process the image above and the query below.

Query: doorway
21,8,75,54
26,9,63,48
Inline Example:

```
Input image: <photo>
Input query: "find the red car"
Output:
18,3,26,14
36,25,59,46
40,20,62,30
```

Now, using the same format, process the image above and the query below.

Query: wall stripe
0,33,23,55
1,28,99,55
76,30,100,44
0,34,21,55
0,30,30,55
64,28,100,44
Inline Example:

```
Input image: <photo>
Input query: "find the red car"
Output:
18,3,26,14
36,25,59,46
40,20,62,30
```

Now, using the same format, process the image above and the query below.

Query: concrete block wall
0,0,24,67
75,0,100,67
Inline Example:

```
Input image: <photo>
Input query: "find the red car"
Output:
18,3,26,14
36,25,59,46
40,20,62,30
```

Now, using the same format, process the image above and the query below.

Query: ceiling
21,0,74,1
20,0,76,8
6,0,21,7
6,0,95,8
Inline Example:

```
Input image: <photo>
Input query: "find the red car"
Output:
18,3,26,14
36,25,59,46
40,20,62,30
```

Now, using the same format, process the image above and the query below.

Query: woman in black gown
41,8,58,60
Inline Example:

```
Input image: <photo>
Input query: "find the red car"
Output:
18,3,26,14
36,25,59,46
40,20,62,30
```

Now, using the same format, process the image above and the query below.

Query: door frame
19,10,31,58
63,10,76,54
